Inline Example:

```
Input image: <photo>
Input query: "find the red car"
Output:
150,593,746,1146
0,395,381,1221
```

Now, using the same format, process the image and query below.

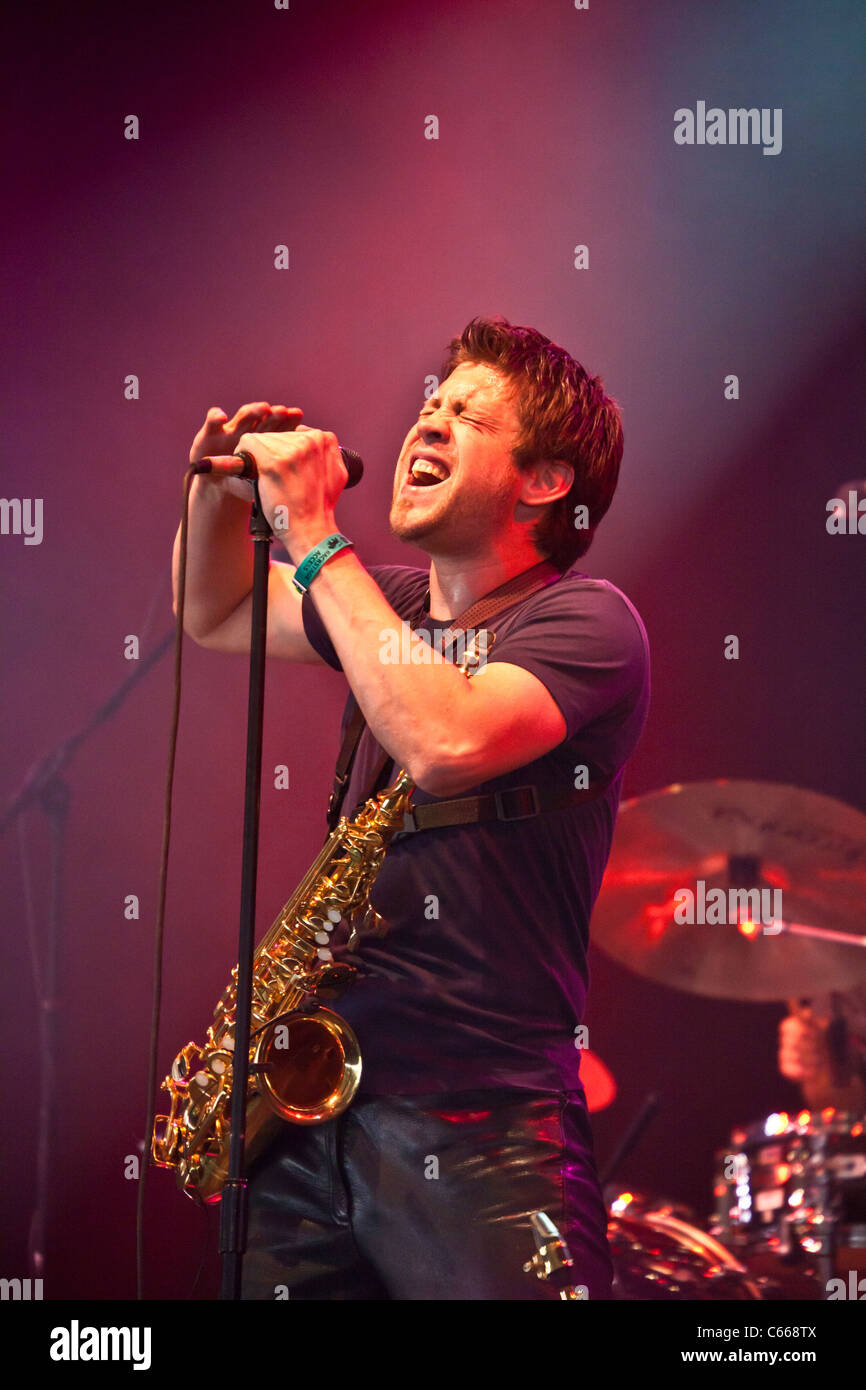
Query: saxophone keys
366,908,386,937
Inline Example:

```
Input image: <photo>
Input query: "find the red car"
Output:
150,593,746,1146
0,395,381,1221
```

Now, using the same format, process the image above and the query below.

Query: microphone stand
1,626,174,1284
218,480,272,1300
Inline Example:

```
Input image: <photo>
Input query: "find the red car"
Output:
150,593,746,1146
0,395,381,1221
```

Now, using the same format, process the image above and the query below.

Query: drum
607,1196,764,1300
710,1109,866,1282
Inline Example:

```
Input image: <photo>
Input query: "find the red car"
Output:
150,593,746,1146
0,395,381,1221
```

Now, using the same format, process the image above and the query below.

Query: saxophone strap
326,558,596,834
392,772,616,838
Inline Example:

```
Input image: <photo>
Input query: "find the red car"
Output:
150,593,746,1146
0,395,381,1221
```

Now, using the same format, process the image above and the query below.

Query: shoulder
505,568,649,660
487,567,650,740
366,563,430,616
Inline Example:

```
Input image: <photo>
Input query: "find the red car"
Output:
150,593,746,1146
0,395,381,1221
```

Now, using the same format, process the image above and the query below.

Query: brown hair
441,315,623,569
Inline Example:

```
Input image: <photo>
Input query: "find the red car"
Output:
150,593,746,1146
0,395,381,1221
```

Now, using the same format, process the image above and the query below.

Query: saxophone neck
377,766,415,812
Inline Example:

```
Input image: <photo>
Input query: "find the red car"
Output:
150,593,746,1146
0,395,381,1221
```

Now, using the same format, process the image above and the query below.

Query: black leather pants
240,1086,613,1300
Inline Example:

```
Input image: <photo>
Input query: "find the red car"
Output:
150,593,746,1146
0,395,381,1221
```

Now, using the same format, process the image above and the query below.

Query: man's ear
516,459,574,510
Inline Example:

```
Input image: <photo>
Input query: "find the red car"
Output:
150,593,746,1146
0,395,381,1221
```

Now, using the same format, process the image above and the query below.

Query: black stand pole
1,626,174,1284
218,485,272,1300
0,629,174,836
27,775,68,1283
600,1092,659,1189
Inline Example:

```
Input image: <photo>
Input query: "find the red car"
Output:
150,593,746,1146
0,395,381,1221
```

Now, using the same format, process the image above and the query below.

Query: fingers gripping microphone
194,447,364,488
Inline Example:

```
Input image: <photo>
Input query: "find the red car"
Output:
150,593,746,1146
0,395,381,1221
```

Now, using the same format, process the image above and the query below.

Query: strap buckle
399,808,418,835
493,785,540,822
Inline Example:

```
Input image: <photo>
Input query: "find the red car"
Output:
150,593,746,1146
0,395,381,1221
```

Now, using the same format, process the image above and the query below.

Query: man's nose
417,410,451,442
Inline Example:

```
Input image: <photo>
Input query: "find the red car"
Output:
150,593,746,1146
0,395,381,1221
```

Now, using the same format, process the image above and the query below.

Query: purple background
2,0,864,1298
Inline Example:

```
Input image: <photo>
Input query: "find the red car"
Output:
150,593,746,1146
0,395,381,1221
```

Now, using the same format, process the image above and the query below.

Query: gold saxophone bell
254,1007,362,1125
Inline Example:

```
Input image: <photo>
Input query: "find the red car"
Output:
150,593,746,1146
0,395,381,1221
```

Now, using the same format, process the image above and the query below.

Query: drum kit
535,780,866,1301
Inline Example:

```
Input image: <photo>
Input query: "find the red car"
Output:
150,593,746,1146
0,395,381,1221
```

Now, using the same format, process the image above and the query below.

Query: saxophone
151,767,414,1202
152,638,489,1204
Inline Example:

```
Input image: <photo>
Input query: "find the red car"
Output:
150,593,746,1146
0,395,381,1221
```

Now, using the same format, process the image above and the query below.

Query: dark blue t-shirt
301,561,650,1097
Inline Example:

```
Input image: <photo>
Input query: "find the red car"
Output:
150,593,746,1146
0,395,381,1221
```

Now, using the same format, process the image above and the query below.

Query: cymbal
580,1050,616,1113
591,781,866,1001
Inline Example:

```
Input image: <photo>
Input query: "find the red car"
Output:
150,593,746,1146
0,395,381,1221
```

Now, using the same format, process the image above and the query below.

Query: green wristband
291,533,354,595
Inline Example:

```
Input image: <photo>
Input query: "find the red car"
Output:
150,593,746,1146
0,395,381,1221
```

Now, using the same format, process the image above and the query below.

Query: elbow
175,606,214,646
408,744,476,799
409,762,451,797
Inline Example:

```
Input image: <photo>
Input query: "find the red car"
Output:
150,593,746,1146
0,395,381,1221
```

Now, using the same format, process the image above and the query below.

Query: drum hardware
599,1091,659,1187
711,1108,866,1294
584,779,866,1297
523,1196,807,1300
607,1202,765,1300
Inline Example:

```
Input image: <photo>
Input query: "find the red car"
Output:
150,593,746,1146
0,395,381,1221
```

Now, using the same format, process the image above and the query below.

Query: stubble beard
389,474,518,557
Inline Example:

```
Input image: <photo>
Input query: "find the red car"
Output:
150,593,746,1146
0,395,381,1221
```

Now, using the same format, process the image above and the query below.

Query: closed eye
419,400,465,418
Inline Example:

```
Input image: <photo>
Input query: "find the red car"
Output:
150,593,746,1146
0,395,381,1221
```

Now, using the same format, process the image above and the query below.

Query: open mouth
407,455,451,487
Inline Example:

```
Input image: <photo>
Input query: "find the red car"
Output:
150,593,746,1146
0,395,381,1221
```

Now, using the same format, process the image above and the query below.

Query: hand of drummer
778,999,865,1110
778,1001,832,1086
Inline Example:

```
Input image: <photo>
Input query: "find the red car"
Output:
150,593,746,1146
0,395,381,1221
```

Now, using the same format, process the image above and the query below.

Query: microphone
194,447,364,488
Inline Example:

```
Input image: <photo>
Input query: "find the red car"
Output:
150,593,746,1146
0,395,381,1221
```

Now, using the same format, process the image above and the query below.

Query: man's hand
234,427,349,562
778,1004,832,1086
778,1000,866,1110
189,402,304,500
173,401,332,663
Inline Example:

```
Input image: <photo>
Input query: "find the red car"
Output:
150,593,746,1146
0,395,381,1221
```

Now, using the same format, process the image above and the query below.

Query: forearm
305,545,475,789
172,476,256,638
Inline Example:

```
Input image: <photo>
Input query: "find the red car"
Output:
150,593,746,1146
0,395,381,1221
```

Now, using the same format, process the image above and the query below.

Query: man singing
173,316,650,1299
